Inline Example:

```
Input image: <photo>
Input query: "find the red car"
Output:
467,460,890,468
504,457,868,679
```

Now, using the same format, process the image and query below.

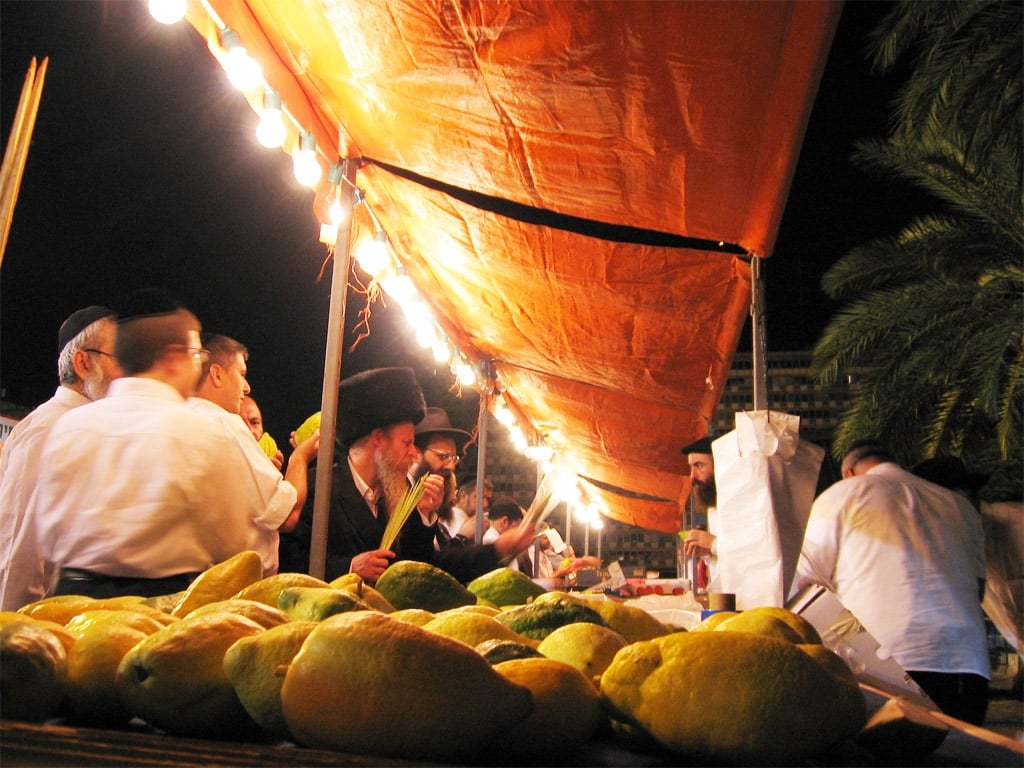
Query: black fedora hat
415,407,473,443
680,435,713,455
337,367,426,447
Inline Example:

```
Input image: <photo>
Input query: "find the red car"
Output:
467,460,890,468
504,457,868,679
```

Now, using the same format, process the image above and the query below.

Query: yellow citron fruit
422,611,540,649
712,609,806,644
281,612,533,762
436,603,502,618
797,642,858,685
0,619,68,722
17,594,98,625
492,658,602,761
184,598,290,629
537,622,628,686
234,571,329,606
294,411,321,445
388,608,435,626
223,620,319,739
691,610,740,631
329,574,395,613
600,631,867,765
171,550,264,618
735,606,823,644
64,610,166,725
257,431,279,459
1,610,77,652
533,591,669,643
116,611,265,737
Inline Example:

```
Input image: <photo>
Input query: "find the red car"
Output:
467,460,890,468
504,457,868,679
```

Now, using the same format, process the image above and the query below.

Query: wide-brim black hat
338,367,426,447
415,407,473,443
680,435,714,455
913,455,989,491
58,305,114,352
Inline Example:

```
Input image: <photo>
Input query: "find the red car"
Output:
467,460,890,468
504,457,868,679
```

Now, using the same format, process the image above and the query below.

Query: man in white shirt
28,290,303,598
186,334,318,575
794,440,990,725
0,306,123,609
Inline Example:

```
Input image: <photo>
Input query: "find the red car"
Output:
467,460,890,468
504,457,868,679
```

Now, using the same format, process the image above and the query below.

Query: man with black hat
0,306,122,610
280,370,537,584
680,435,719,591
25,290,301,599
410,407,472,542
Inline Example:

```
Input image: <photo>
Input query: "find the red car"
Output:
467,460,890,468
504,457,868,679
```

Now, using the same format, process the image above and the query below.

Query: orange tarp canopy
185,0,841,533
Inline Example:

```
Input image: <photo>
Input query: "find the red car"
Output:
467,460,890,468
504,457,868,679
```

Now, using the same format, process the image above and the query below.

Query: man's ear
70,348,94,381
207,363,224,387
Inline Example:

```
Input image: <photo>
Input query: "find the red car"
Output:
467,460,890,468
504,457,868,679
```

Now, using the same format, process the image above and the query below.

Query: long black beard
693,478,717,510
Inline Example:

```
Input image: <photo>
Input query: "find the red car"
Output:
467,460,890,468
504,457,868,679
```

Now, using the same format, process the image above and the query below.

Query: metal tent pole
751,255,768,411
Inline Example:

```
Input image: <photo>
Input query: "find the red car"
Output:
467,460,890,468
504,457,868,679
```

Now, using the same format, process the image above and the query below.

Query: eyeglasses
81,348,116,359
426,448,461,465
169,345,210,364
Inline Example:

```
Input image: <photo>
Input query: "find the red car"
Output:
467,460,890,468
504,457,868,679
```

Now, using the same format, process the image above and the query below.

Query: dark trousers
908,670,989,726
53,570,197,600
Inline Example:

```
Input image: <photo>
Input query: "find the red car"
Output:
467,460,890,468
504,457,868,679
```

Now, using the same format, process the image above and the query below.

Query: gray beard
82,370,111,401
375,449,412,518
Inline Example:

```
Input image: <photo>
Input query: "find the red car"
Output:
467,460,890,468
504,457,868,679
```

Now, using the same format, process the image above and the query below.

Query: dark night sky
1,1,925,446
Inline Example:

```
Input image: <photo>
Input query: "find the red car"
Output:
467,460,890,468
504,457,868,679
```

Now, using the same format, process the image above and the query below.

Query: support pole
308,159,358,579
474,393,489,544
751,255,768,411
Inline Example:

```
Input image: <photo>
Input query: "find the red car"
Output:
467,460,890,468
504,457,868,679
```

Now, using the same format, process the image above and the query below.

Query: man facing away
794,439,990,725
186,334,319,575
0,306,123,609
26,290,304,599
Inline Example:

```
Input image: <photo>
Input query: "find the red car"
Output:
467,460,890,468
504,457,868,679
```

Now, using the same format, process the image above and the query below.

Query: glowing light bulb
293,132,322,187
524,441,554,462
494,402,515,426
148,0,186,24
432,339,450,362
221,30,263,92
457,361,476,387
379,274,416,304
415,325,435,349
354,230,389,276
256,89,285,148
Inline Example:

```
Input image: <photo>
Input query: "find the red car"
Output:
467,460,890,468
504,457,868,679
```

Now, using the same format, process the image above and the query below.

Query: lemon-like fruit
277,586,371,621
223,620,319,739
467,567,546,606
537,622,628,686
329,574,395,613
691,610,740,631
234,572,330,606
533,591,669,643
712,609,805,644
116,611,265,737
281,612,533,762
0,619,68,722
171,551,264,617
294,411,321,445
492,658,602,761
184,598,291,628
733,606,823,644
64,609,166,725
422,611,539,649
1,610,77,651
374,560,476,612
17,594,98,625
257,431,279,459
388,608,435,626
600,631,866,764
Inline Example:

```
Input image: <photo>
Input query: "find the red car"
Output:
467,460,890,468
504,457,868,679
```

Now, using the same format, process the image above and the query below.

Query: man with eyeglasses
26,290,294,599
0,306,123,610
410,407,470,541
187,333,319,576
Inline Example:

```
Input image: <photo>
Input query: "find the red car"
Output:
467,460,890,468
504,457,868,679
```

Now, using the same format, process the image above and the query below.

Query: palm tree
812,0,1022,487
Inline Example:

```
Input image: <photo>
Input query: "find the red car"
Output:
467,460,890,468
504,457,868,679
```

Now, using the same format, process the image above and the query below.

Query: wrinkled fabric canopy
186,1,840,533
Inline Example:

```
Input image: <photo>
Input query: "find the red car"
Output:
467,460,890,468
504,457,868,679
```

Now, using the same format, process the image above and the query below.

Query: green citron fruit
467,567,546,606
0,619,68,722
422,611,539,649
64,609,166,725
533,590,670,643
223,620,319,739
294,412,321,445
257,431,279,458
115,611,265,737
496,593,606,641
171,550,264,618
276,586,372,622
374,560,476,613
492,658,602,761
234,572,330,607
600,631,867,765
537,622,628,686
184,598,291,629
281,612,533,762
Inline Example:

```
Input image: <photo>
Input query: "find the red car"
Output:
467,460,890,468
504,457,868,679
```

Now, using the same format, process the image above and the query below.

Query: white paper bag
712,411,824,608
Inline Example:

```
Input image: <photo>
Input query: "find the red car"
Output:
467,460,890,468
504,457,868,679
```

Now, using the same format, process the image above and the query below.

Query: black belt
58,568,200,584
